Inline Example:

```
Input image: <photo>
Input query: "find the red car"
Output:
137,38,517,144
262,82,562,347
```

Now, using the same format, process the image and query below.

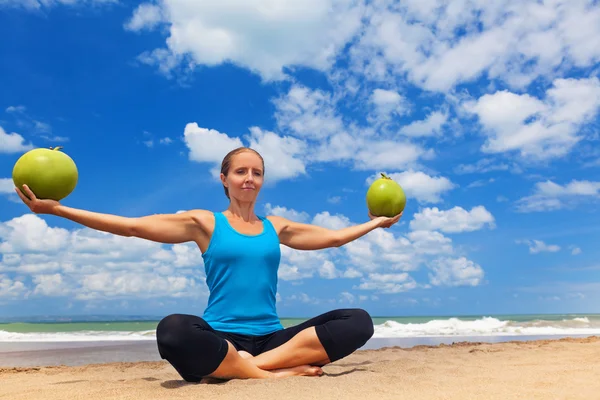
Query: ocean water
1,314,600,342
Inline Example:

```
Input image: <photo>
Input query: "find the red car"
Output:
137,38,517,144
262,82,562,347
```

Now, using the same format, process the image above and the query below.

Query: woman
15,147,402,382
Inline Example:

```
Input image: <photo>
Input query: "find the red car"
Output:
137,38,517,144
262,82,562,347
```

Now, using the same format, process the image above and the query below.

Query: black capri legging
155,308,374,382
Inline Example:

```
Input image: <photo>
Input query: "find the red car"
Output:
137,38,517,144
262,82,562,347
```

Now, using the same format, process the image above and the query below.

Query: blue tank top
201,212,284,335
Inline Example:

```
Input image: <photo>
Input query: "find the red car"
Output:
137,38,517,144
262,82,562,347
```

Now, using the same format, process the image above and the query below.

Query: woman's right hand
15,184,61,215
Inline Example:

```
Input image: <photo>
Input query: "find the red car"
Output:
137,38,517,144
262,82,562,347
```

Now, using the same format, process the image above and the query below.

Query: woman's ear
220,173,228,187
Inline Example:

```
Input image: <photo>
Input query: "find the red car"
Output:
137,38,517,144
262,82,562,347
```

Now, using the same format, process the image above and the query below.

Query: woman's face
222,151,264,201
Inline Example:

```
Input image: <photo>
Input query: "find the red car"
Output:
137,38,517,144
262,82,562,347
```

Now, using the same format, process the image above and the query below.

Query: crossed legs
156,309,374,382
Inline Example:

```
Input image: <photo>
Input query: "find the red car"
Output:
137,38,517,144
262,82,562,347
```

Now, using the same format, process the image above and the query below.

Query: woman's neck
225,200,257,222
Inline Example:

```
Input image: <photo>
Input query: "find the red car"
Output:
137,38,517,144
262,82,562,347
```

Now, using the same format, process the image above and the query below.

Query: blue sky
1,0,600,319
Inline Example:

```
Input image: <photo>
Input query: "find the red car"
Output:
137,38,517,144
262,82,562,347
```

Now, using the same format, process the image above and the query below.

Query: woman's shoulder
265,215,290,235
181,210,216,253
187,209,216,232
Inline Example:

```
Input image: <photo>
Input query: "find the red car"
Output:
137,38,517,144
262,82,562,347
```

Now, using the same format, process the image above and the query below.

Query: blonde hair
220,147,265,199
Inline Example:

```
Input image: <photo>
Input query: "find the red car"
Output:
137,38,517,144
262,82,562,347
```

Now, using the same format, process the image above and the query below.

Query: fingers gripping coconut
366,173,406,228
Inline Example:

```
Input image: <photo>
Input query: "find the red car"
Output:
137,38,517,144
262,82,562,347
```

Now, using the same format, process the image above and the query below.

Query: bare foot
271,365,323,379
238,350,253,360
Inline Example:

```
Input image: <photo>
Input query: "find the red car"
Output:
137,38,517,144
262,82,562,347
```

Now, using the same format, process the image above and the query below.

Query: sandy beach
1,336,599,400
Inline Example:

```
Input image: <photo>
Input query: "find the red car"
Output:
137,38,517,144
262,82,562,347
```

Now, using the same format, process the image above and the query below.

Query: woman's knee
156,313,212,355
348,308,375,344
314,308,374,363
154,314,229,381
156,314,186,345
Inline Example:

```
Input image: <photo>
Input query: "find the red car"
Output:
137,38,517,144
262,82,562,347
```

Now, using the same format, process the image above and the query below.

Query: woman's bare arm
130,210,207,243
52,205,205,244
268,212,402,250
16,183,205,244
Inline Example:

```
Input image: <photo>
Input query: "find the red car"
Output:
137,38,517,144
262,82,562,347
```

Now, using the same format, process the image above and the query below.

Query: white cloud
264,203,310,223
0,178,15,194
406,230,453,256
350,140,428,171
428,257,484,287
571,247,582,256
399,111,447,137
127,0,365,82
278,245,330,281
410,206,496,233
124,3,164,32
273,85,344,139
346,227,453,273
311,132,357,164
311,211,351,230
0,215,70,254
535,180,600,197
32,273,70,297
15,260,62,274
135,48,190,80
269,210,354,282
0,126,34,154
0,214,207,300
368,272,411,282
6,106,26,113
184,123,244,164
143,134,173,149
516,179,600,212
369,88,409,123
367,170,455,204
245,127,308,183
454,158,511,174
327,196,341,204
3,105,55,138
351,0,600,92
183,123,307,183
309,127,429,171
466,178,495,189
517,239,561,254
232,84,435,180
78,272,199,299
355,272,418,294
464,77,600,160
319,260,342,279
275,210,351,282
0,274,27,298
516,196,563,213
339,291,355,303
171,243,205,268
287,292,320,305
343,268,363,278
124,0,600,103
264,203,484,290
278,264,313,281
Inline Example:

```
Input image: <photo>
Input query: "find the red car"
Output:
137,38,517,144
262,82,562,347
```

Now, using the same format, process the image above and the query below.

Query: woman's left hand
368,211,402,229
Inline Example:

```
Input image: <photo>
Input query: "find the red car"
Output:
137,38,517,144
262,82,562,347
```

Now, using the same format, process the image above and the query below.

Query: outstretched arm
53,206,203,244
15,184,204,244
270,212,402,251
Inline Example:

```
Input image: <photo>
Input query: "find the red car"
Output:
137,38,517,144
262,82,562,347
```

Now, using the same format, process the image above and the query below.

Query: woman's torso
197,210,284,335
194,210,282,253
